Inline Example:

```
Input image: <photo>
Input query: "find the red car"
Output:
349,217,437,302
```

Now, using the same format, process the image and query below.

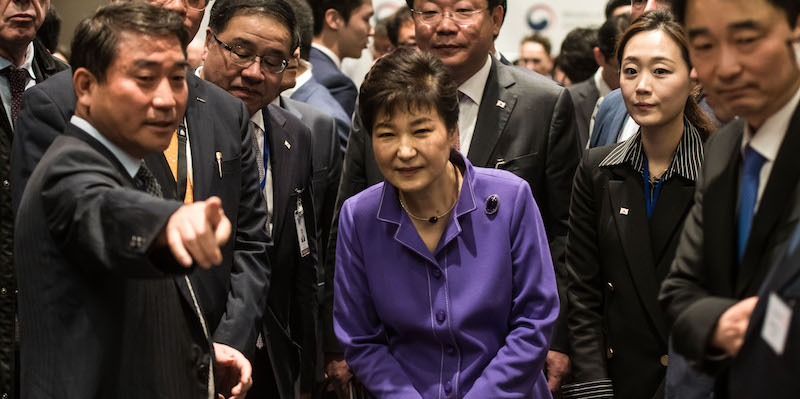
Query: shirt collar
0,42,36,81
457,55,492,105
312,43,341,69
70,115,142,178
282,60,313,98
250,108,265,133
599,117,704,182
741,84,800,161
594,67,613,98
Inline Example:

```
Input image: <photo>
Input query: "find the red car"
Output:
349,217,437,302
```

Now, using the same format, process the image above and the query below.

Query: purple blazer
334,153,558,399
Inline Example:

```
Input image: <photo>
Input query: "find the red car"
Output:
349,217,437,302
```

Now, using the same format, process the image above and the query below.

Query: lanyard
176,118,188,201
259,131,269,191
643,155,665,219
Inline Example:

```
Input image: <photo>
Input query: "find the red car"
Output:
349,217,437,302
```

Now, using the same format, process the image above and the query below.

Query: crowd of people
0,0,798,398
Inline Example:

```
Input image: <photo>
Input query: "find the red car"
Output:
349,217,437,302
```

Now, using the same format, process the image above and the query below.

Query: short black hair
605,0,629,19
309,0,366,36
672,0,798,28
284,0,314,59
359,48,459,138
520,33,552,56
70,2,188,83
209,0,298,52
557,27,599,83
386,6,413,47
38,6,61,54
598,14,631,61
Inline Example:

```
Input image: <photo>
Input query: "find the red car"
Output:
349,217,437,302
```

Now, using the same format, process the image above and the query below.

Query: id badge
294,191,310,257
761,292,792,355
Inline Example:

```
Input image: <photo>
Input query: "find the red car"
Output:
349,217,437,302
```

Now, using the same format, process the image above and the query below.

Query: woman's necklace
399,165,460,224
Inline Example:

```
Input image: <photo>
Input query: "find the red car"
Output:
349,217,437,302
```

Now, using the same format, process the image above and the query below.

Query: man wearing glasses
12,1,271,398
200,1,318,398
324,0,579,396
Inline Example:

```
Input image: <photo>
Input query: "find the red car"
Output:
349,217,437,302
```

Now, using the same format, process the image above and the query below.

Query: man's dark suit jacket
322,56,580,355
660,103,800,396
309,47,357,118
250,104,318,398
15,124,210,399
568,77,601,150
730,220,800,398
11,70,271,358
290,74,351,151
0,37,67,399
588,89,628,149
566,144,698,399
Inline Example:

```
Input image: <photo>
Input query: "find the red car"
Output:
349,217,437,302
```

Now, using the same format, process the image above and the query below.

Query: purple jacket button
436,310,446,324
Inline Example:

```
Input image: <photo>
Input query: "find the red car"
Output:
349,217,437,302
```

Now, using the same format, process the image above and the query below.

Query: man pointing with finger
14,3,241,398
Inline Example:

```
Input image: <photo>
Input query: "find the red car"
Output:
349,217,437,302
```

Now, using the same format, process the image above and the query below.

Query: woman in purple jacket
332,48,560,399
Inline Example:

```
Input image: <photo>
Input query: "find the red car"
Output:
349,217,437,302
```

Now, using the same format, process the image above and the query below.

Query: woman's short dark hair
616,10,716,138
359,48,459,137
70,2,189,83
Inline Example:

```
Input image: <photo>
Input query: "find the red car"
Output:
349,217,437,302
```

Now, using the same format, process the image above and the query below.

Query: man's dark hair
70,2,189,83
557,27,599,83
672,0,798,28
38,6,61,54
285,0,314,59
386,6,412,47
359,47,459,137
521,33,552,56
605,0,629,19
309,0,366,36
598,13,631,61
209,0,298,51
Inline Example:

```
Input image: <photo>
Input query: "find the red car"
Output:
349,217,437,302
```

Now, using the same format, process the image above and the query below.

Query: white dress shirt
250,109,274,235
457,55,492,155
0,42,36,125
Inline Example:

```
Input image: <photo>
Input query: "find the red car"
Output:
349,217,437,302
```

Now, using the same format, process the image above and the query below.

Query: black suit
660,103,800,395
322,56,580,354
0,37,67,399
248,105,318,399
567,77,601,150
16,124,211,399
11,70,271,358
730,220,800,398
566,144,697,399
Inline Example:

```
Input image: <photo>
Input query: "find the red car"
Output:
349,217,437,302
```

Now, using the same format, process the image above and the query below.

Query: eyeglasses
212,35,289,74
410,8,488,25
150,0,208,12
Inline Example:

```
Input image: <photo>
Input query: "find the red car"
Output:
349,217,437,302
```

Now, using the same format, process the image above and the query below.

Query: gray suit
568,77,600,150
322,56,580,355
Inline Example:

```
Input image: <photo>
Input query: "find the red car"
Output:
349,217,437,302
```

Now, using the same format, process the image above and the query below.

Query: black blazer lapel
608,168,668,341
143,153,177,200
186,74,215,202
264,105,295,239
650,177,696,273
738,105,800,296
467,58,517,168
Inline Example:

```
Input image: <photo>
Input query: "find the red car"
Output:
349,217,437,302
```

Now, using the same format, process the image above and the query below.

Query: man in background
517,33,553,77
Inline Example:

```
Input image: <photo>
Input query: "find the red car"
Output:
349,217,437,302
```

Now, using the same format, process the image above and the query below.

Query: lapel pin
196,97,206,103
619,207,629,215
284,140,291,150
485,194,500,215
496,100,506,109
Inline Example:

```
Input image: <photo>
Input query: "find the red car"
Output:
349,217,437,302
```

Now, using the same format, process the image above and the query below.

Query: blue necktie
737,145,767,262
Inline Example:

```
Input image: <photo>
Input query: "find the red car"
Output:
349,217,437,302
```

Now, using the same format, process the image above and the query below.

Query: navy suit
309,47,357,118
290,75,351,152
588,89,628,149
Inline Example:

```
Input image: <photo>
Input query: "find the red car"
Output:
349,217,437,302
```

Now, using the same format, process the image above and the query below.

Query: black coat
0,38,67,399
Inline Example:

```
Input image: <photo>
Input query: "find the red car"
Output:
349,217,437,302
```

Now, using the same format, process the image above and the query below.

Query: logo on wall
375,2,400,19
526,4,556,31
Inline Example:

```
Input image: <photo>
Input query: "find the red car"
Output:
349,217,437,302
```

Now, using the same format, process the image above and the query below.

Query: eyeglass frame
212,34,290,74
150,0,209,12
410,7,489,26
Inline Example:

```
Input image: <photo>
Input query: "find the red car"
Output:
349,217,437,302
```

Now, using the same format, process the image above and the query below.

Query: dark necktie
737,145,767,262
134,162,163,198
3,66,27,125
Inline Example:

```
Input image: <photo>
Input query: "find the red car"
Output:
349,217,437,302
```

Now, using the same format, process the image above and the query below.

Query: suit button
660,355,669,367
2,179,8,189
436,310,446,324
198,362,209,378
607,282,614,292
129,235,143,248
606,347,614,359
444,382,452,394
3,392,9,399
0,287,6,296
432,268,442,279
446,345,456,356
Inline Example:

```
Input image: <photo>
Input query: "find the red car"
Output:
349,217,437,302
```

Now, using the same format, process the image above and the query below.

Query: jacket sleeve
562,152,614,398
212,101,272,357
463,181,560,398
544,86,581,355
333,199,424,399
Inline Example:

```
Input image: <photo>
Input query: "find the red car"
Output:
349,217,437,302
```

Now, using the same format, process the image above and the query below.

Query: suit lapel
608,168,668,342
650,178,696,272
186,74,214,202
264,106,294,239
467,59,517,168
738,105,800,296
143,153,176,200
